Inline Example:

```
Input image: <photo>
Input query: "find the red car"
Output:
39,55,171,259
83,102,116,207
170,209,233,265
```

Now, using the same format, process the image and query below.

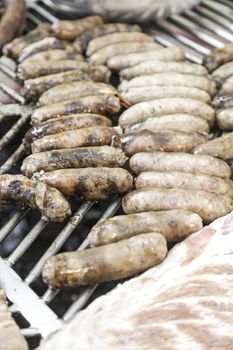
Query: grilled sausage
51,16,104,41
31,95,121,125
135,171,233,197
125,114,209,135
88,210,203,246
0,174,71,222
216,108,233,130
24,114,112,148
17,37,81,63
121,86,211,104
107,47,185,70
120,130,207,156
129,152,231,179
35,167,133,200
0,0,25,50
120,60,208,80
203,43,233,72
192,132,233,161
38,81,119,106
88,42,162,65
119,73,216,96
31,126,121,153
75,23,141,50
42,232,167,288
212,94,233,109
119,98,215,127
3,23,52,58
86,32,153,56
122,188,233,223
17,59,89,80
212,61,233,83
219,75,233,94
22,70,90,101
21,146,128,177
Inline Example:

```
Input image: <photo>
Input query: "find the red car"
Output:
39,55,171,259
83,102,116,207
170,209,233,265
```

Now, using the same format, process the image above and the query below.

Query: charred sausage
34,167,133,201
21,146,128,177
129,152,231,179
88,210,203,246
122,188,233,223
42,232,167,288
0,174,71,222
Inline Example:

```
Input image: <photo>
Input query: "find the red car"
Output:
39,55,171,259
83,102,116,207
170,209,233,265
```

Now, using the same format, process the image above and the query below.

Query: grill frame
0,0,231,345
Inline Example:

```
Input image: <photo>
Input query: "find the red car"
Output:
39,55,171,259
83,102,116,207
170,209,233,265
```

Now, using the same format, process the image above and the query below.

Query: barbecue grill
0,0,232,348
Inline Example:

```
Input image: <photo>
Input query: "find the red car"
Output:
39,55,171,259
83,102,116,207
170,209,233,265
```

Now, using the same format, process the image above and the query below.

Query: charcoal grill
0,0,232,348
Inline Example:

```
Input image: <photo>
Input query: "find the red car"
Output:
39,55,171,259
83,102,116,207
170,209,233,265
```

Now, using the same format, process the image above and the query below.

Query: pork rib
38,211,233,350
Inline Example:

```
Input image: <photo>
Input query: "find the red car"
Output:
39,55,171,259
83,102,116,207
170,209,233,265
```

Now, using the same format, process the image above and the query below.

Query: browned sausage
122,188,233,224
0,174,71,222
120,130,207,156
42,232,167,288
88,210,203,246
34,167,133,201
129,152,231,179
31,95,121,125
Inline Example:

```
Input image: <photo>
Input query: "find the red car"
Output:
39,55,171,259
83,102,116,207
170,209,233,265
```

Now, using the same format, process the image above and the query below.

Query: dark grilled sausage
3,23,52,58
88,210,203,246
34,167,133,201
120,130,207,156
24,114,112,149
0,0,25,50
31,126,121,153
0,174,71,222
75,23,141,50
52,16,104,41
42,233,167,288
122,188,233,224
21,146,128,177
31,95,121,125
129,152,231,179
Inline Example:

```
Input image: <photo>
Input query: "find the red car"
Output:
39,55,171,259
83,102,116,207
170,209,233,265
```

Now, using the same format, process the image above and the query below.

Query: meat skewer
86,32,154,56
88,210,203,246
129,152,231,179
122,188,233,224
0,174,71,222
120,130,207,156
24,114,112,149
31,95,121,125
31,126,121,153
21,146,128,177
34,168,133,201
0,0,25,50
42,233,167,288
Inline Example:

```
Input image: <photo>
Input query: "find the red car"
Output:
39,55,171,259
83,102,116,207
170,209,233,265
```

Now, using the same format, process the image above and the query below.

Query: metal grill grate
0,0,231,346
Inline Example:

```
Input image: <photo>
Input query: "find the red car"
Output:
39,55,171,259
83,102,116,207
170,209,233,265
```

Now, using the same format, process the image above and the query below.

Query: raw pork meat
38,211,233,350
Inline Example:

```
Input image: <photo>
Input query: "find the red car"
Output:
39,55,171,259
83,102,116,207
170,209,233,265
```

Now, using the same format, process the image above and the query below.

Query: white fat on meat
38,211,233,350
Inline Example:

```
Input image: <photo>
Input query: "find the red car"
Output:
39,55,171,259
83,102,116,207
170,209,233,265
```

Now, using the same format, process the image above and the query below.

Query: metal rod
0,210,29,243
0,144,26,174
0,83,25,104
0,115,30,151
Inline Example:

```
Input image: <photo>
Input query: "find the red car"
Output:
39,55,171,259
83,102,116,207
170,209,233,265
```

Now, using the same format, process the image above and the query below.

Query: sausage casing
38,81,119,106
129,152,231,179
118,98,215,127
122,188,233,224
24,113,112,148
31,126,121,153
21,146,128,177
212,61,233,83
31,95,121,125
86,32,153,56
88,210,203,246
34,167,133,201
42,232,167,288
216,108,233,130
135,171,233,197
120,130,207,156
125,114,209,135
192,132,233,161
120,60,208,80
0,174,71,222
